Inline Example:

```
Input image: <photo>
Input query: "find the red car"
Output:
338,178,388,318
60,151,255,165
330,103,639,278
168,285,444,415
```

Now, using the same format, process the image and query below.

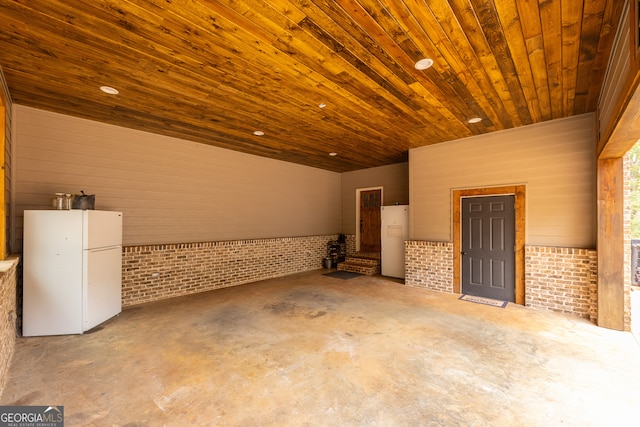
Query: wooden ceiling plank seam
282,27,424,111
405,86,473,138
404,0,513,131
560,0,585,116
405,0,515,129
351,0,494,124
1,1,285,109
197,0,424,125
514,0,552,121
407,82,474,140
104,1,355,106
74,0,396,129
428,0,523,128
4,71,304,155
11,0,420,148
171,0,279,45
107,99,399,171
466,0,532,126
380,0,503,133
585,0,627,112
169,0,430,131
296,0,419,85
4,59,404,166
267,14,461,135
492,0,543,123
298,3,516,135
0,29,346,140
11,87,301,158
295,16,416,102
573,0,607,114
539,0,564,119
440,0,520,124
327,0,464,113
0,0,625,172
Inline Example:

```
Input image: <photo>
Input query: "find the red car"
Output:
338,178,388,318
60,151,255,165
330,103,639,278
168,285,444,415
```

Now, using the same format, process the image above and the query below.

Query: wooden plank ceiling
0,0,624,172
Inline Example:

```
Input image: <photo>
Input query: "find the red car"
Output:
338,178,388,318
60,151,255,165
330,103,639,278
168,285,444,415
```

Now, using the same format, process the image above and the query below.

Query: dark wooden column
597,157,625,330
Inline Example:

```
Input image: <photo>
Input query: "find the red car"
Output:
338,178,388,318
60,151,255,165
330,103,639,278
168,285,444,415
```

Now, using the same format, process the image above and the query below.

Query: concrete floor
2,270,640,426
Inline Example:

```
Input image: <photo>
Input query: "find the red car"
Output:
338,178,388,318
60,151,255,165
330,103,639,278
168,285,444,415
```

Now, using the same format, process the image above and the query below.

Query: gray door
461,195,515,302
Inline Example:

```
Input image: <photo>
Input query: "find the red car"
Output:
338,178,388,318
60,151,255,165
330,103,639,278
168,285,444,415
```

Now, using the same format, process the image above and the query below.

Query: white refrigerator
381,205,409,279
23,210,123,336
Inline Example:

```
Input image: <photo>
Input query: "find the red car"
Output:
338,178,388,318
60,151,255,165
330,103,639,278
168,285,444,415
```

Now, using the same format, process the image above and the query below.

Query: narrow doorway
359,189,381,252
461,195,515,302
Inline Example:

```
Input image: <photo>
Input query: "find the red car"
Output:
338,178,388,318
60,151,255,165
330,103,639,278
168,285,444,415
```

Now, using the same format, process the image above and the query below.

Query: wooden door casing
453,186,526,305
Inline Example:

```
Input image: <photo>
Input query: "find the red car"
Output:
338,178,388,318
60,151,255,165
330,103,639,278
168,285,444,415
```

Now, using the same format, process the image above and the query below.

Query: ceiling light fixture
468,117,482,124
100,86,119,95
414,58,434,70
253,130,265,136
329,152,338,156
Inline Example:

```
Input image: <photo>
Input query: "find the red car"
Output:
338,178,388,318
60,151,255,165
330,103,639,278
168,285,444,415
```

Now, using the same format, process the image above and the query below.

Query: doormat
459,294,509,308
323,271,363,280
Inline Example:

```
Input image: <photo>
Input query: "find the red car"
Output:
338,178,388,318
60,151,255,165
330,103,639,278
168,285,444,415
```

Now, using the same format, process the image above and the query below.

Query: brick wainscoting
525,246,598,322
0,256,20,397
345,234,356,257
404,241,600,323
405,241,454,292
122,235,337,306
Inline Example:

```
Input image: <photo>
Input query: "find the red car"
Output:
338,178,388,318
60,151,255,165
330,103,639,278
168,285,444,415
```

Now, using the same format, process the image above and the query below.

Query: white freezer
381,205,409,279
23,210,123,336
83,210,123,249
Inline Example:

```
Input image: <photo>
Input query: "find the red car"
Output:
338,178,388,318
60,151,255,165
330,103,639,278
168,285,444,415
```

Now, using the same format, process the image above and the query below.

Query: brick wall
404,240,599,322
405,241,453,292
0,256,19,398
525,246,597,320
345,234,356,256
122,235,336,306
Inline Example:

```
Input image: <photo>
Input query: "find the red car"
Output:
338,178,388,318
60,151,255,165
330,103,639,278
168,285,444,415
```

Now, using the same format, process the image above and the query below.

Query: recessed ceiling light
468,117,482,124
100,86,119,95
253,130,265,136
329,152,338,156
414,58,434,70
319,103,327,109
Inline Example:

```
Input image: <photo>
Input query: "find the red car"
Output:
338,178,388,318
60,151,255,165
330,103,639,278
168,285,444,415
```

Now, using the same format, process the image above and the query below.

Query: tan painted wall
409,114,597,248
340,162,409,234
13,105,341,249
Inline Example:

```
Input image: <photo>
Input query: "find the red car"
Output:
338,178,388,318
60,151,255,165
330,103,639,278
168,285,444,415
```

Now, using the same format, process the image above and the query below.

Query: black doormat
323,271,363,280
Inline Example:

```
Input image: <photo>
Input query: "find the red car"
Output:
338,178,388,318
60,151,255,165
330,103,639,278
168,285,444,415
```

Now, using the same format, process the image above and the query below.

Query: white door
381,205,409,278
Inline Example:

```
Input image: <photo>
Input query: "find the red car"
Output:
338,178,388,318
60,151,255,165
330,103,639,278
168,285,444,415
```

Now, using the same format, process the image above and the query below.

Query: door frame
453,185,526,305
355,186,383,252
